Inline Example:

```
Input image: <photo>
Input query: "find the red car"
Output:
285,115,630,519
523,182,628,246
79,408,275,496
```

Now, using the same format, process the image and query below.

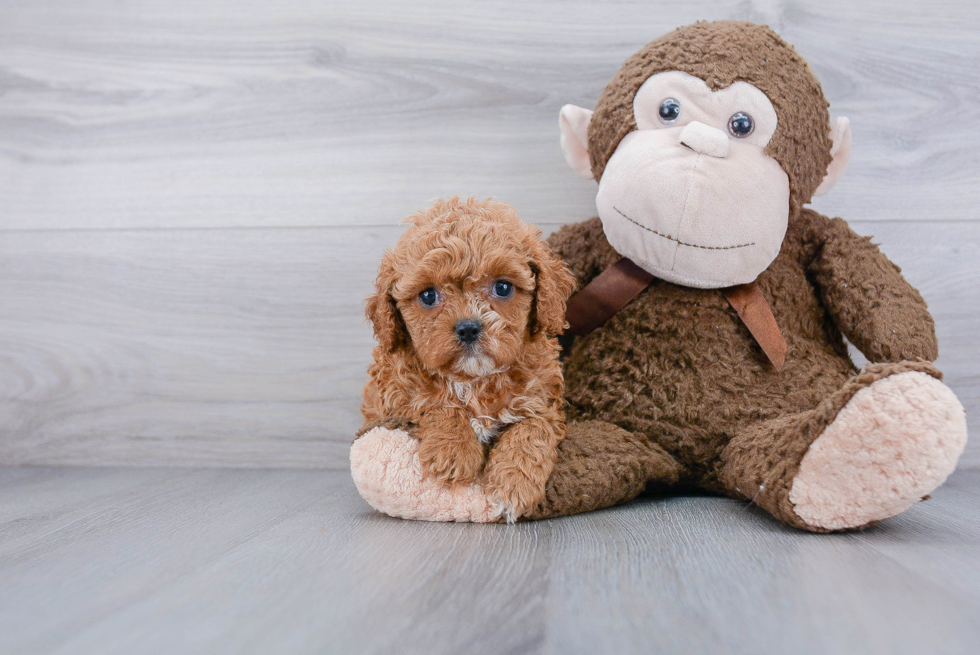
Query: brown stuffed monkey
351,21,967,532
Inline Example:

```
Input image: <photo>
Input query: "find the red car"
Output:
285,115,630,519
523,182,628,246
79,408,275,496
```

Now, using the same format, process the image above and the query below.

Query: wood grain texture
1,221,977,468
0,0,978,230
0,0,978,468
0,226,389,468
0,467,978,654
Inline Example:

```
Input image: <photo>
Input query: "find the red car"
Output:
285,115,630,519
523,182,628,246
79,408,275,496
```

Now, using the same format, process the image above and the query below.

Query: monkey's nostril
454,319,482,344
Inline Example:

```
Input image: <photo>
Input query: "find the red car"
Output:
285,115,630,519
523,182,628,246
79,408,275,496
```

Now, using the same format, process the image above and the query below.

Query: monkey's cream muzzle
596,125,790,289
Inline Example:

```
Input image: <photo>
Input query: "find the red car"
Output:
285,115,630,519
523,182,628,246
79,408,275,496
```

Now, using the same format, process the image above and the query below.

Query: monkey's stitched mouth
613,207,755,251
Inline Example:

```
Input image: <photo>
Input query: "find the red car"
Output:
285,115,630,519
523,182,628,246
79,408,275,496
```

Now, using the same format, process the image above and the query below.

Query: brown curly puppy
361,197,575,522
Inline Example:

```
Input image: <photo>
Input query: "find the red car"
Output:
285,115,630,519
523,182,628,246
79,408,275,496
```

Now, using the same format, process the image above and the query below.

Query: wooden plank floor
0,467,978,655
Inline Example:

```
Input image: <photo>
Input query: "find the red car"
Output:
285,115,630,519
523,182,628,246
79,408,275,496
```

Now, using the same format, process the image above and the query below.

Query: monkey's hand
483,418,562,523
416,408,486,486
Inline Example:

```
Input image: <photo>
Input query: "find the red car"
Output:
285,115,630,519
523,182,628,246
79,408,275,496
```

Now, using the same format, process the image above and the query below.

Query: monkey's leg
715,361,966,532
523,420,684,520
350,420,684,523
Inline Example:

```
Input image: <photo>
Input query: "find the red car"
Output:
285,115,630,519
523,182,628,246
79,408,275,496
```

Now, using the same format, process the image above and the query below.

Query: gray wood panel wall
2,0,978,468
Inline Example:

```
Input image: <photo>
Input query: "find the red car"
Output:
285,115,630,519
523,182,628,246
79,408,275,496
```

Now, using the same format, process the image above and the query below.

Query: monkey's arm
546,217,621,292
803,210,938,362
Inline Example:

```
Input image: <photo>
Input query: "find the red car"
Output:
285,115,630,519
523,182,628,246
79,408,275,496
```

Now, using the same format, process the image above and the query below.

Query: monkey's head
560,21,851,288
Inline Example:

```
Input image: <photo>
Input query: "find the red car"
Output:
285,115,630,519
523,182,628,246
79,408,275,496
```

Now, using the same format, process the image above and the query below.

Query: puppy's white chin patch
453,352,501,379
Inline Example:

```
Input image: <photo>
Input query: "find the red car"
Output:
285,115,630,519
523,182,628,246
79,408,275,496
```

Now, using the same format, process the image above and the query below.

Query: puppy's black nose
455,319,482,344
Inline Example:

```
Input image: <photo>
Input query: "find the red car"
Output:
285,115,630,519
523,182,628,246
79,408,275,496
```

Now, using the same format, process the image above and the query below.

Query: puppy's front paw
483,462,548,524
418,435,485,486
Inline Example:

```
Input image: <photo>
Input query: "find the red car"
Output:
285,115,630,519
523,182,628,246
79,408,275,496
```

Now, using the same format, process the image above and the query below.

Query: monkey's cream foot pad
790,371,968,531
350,427,502,523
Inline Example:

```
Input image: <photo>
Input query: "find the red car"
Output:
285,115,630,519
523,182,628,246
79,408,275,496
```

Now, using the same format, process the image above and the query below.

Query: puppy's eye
492,280,514,298
418,288,438,307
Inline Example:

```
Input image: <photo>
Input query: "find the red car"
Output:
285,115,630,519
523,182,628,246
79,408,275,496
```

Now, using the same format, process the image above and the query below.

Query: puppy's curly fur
362,197,575,522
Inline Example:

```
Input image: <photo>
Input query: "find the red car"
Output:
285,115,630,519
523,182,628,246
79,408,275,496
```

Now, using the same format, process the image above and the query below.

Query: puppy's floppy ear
529,239,576,336
365,253,409,352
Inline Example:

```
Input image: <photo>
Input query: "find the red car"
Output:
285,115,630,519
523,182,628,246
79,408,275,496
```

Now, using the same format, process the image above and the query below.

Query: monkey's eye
492,280,514,299
728,112,754,138
658,98,681,124
418,288,439,307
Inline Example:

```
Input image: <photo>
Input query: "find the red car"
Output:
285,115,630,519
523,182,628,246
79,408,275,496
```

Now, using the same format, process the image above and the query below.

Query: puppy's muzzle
454,319,482,345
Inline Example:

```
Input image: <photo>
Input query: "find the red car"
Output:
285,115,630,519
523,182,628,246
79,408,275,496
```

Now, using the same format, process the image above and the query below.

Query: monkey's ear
813,117,852,197
364,255,408,353
559,104,595,180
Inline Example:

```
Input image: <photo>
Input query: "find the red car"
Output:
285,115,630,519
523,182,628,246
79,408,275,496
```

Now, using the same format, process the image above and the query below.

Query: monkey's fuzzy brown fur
542,214,941,529
362,197,575,521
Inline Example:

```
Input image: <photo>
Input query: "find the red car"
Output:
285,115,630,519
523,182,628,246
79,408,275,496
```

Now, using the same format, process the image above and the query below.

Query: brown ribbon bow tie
564,258,787,371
